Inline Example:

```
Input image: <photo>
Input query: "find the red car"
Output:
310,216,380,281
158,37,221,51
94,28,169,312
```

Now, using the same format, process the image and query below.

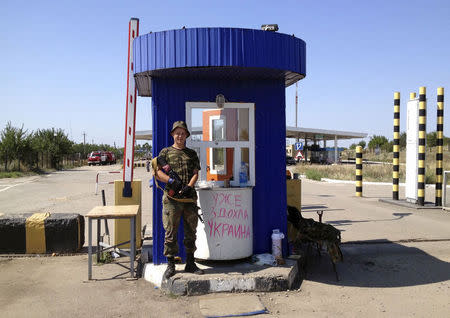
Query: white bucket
271,229,285,258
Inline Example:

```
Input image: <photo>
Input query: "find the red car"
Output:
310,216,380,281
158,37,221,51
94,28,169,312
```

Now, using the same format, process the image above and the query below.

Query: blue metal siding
134,27,306,78
151,77,287,264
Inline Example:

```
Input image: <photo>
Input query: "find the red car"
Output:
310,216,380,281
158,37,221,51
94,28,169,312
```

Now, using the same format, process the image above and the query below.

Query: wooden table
301,205,344,223
86,205,139,280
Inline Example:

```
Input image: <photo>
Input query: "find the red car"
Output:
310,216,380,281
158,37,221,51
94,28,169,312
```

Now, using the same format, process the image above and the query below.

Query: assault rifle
155,156,203,223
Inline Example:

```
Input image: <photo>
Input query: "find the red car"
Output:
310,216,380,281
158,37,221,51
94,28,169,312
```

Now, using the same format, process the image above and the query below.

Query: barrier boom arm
122,18,139,197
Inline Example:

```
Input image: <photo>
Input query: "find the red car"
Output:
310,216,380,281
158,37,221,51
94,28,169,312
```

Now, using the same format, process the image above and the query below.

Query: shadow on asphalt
327,212,412,227
304,240,450,288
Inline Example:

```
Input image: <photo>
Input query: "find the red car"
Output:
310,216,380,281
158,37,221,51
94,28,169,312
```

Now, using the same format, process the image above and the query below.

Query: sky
1,0,449,148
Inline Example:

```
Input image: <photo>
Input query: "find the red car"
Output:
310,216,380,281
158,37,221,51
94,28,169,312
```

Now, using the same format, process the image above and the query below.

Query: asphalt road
0,164,153,244
0,167,449,317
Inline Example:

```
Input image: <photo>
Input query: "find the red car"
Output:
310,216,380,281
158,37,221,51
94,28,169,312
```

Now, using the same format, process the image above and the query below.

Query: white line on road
0,179,37,193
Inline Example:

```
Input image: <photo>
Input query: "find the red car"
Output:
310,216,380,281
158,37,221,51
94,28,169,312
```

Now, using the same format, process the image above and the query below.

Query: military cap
170,121,190,137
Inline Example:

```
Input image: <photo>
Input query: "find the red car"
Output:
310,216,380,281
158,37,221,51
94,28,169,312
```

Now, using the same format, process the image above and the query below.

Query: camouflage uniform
158,146,201,257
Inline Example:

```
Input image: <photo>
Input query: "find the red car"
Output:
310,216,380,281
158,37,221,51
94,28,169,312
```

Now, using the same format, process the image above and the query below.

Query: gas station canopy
286,126,367,141
136,127,367,142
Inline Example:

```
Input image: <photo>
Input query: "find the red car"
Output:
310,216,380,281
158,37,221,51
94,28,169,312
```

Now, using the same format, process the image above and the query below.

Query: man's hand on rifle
168,177,182,192
179,185,194,198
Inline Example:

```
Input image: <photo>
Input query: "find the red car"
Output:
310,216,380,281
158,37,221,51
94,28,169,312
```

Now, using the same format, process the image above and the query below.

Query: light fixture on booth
216,94,225,108
261,24,279,31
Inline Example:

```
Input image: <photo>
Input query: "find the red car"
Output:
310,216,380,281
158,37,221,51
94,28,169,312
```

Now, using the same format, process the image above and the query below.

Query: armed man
155,121,204,279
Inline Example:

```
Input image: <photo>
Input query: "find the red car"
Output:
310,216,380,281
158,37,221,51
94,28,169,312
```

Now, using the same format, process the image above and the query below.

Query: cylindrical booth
195,188,252,260
132,27,306,264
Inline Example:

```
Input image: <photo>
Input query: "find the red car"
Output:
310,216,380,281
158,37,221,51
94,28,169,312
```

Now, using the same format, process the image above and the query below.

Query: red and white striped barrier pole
122,18,139,197
95,171,121,195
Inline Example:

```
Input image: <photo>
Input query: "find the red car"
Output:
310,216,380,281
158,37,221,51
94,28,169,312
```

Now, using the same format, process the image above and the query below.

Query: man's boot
184,253,204,274
164,257,176,279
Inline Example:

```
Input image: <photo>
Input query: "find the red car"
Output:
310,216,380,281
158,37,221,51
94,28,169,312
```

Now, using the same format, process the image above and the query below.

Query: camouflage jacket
158,146,200,197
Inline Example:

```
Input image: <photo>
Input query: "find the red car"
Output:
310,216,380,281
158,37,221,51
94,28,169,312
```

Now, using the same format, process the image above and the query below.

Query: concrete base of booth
142,255,305,296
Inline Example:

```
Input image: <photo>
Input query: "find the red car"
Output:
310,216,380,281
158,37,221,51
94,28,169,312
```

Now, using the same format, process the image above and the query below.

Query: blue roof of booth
133,27,306,96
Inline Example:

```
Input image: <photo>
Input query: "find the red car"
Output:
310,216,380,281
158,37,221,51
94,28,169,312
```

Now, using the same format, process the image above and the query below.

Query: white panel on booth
195,188,253,260
406,99,419,203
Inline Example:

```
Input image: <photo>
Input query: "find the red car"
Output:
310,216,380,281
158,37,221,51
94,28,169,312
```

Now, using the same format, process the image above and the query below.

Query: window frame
186,102,255,187
209,115,227,175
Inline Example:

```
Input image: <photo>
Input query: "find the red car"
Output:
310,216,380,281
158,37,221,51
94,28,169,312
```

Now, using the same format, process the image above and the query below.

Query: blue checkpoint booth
133,27,306,264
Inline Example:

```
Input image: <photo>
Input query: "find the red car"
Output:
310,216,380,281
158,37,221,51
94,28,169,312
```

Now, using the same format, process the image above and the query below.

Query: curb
0,213,84,254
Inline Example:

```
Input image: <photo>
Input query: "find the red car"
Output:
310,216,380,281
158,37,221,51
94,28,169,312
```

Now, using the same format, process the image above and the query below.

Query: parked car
286,156,296,166
88,151,116,166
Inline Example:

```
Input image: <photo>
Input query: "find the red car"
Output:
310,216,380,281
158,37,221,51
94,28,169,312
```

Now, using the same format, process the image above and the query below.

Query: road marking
0,179,37,193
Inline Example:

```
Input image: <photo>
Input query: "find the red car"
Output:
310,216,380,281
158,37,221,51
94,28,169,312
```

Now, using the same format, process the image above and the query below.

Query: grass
0,160,84,179
0,171,26,178
305,169,323,181
293,148,449,183
95,251,113,265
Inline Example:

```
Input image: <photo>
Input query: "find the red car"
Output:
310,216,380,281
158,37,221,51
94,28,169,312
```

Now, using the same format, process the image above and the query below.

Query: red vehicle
88,151,116,166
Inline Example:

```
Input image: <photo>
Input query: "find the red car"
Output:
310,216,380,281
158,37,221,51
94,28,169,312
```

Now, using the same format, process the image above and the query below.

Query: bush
0,171,23,178
425,170,435,184
305,169,323,181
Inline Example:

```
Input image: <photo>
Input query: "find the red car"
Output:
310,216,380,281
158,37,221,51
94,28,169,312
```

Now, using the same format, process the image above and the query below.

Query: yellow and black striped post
417,87,427,206
393,92,400,200
356,146,363,197
436,87,444,206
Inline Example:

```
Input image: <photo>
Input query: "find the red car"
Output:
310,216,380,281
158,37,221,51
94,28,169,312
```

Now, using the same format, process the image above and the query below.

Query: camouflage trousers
162,194,199,257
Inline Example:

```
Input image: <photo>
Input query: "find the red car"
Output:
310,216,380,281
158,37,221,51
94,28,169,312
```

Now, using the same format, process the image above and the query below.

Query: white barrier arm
95,171,121,195
122,18,139,197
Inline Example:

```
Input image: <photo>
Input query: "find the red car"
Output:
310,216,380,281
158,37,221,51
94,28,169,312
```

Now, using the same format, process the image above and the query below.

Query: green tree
20,134,39,170
33,128,72,169
349,143,357,150
358,140,366,149
399,132,406,149
368,135,390,150
142,142,152,157
426,131,437,148
381,140,393,152
0,139,4,171
0,122,29,171
15,125,29,171
444,136,450,149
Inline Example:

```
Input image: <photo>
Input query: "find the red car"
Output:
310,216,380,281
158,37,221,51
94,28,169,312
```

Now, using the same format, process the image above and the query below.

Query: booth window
186,102,255,187
210,115,226,174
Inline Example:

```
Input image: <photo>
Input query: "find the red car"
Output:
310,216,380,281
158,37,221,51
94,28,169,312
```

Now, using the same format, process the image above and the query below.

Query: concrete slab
143,255,305,296
199,294,267,317
379,198,443,210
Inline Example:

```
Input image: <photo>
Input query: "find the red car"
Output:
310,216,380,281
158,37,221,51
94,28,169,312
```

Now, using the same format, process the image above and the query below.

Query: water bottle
239,162,248,187
271,229,285,259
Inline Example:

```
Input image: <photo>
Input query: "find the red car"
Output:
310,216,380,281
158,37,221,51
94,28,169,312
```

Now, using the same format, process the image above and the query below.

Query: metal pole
417,87,427,206
295,82,298,128
393,92,400,200
334,135,338,164
356,146,363,197
436,87,444,206
88,218,92,280
130,216,136,278
417,86,427,206
96,219,101,263
101,189,109,236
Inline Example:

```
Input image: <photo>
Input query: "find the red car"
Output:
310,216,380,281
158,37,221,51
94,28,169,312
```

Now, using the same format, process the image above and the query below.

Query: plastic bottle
271,229,285,259
239,162,248,187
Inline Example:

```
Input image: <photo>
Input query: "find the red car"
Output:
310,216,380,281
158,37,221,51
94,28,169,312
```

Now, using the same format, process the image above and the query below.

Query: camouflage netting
287,206,343,263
